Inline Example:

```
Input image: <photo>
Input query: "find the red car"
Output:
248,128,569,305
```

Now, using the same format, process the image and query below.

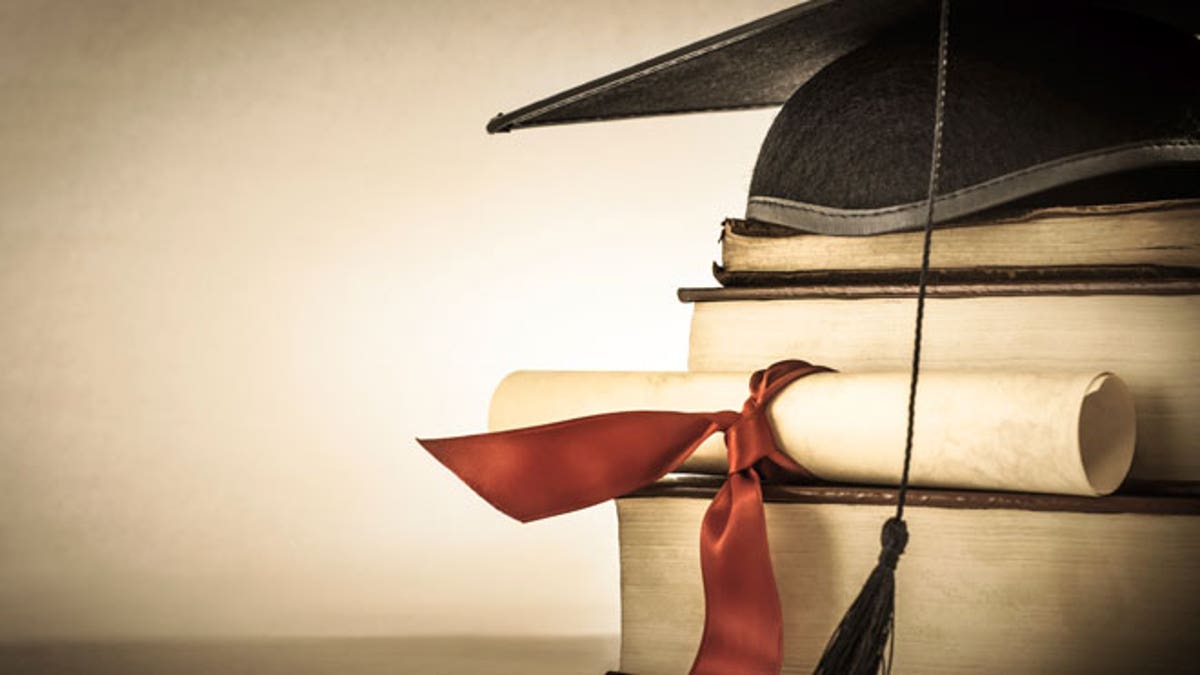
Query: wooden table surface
0,636,620,674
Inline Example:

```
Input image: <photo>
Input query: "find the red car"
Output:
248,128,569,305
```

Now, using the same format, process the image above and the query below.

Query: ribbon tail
419,410,724,522
691,470,784,675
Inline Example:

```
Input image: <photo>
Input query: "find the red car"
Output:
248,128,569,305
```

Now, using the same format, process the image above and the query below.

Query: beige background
0,0,792,642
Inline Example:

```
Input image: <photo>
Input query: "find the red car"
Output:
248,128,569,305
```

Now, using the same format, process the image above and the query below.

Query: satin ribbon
418,360,831,675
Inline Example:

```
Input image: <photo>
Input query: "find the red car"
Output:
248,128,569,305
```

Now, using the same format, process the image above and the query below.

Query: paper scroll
488,370,1136,496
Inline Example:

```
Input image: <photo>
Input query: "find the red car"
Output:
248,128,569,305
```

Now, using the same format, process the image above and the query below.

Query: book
717,199,1200,284
615,477,1200,675
683,280,1200,485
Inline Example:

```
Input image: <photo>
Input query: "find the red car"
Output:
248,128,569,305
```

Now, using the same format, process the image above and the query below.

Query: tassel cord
814,3,950,674
887,2,951,673
897,0,951,523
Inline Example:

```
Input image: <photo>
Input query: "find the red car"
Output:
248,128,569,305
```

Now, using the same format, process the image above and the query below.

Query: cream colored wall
0,0,790,640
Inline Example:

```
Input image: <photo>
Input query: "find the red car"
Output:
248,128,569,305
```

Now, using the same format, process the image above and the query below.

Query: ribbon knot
418,359,832,675
724,408,775,474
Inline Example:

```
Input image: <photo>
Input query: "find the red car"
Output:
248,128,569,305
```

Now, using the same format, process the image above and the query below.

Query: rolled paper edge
1078,372,1137,496
488,371,528,432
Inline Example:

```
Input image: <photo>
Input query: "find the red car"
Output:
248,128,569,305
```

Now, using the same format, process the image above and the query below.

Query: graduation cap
472,1,1200,672
490,0,1200,235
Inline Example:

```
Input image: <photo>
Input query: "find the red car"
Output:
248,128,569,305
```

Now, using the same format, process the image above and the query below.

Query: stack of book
613,199,1200,674
432,2,1200,671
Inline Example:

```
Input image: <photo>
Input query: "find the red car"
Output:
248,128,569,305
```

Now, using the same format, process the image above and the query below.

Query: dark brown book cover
628,474,1200,515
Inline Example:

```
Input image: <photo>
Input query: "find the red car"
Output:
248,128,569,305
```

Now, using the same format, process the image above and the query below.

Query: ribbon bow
418,360,831,674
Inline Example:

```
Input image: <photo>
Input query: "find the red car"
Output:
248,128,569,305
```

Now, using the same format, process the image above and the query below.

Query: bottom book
615,478,1200,675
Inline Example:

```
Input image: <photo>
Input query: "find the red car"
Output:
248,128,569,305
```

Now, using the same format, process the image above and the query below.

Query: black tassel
812,517,908,675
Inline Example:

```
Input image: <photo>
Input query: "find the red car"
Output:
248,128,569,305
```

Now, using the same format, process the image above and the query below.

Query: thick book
615,477,1200,675
683,279,1200,486
717,199,1200,285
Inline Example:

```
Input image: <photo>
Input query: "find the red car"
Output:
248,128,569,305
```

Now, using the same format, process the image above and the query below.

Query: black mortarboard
489,0,1200,234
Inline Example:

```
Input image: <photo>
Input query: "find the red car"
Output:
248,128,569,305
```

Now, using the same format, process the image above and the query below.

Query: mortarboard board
489,0,1200,235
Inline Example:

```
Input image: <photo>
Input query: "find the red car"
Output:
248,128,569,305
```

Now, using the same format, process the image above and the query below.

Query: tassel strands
813,0,950,673
813,518,908,674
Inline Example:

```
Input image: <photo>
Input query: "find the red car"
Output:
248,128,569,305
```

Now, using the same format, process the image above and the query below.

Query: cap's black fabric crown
748,3,1200,234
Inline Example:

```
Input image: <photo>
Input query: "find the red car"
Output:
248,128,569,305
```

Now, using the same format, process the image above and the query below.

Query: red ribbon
418,360,831,674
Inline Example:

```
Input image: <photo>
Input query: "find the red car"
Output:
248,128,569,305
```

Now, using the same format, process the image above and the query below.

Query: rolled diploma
488,370,1136,497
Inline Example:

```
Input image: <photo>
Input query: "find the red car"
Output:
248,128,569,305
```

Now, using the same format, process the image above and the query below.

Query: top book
718,199,1200,284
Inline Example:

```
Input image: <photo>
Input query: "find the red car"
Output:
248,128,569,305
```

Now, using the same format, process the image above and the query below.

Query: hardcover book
615,478,1200,675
